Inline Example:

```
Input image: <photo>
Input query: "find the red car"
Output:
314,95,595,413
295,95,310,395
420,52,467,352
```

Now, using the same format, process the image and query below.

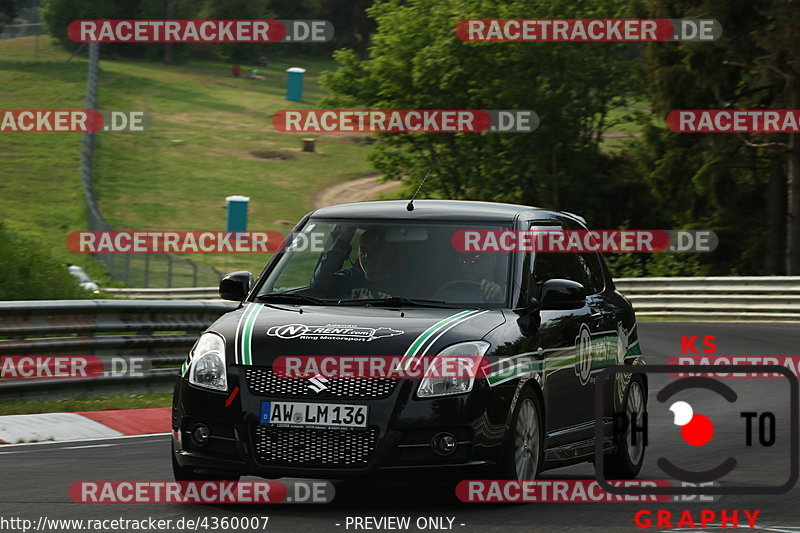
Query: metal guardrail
3,277,799,398
107,277,800,319
614,276,800,293
104,287,221,300
615,276,800,319
0,300,236,398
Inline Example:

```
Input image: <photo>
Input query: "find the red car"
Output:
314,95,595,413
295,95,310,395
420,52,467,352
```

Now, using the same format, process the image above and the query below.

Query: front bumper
172,366,514,479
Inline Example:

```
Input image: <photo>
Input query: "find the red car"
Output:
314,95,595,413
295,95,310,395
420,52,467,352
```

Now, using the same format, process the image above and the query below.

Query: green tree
322,0,652,230
41,0,136,54
42,0,202,60
320,0,375,58
634,0,800,274
0,0,18,31
199,0,272,61
137,0,202,63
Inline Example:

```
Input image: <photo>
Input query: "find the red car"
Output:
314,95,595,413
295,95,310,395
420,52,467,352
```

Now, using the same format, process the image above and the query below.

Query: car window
257,219,513,307
574,253,605,294
557,218,606,295
265,222,336,292
529,223,582,298
533,252,580,283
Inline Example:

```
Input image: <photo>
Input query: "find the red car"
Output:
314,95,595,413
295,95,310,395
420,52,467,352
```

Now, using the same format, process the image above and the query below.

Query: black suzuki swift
172,200,646,482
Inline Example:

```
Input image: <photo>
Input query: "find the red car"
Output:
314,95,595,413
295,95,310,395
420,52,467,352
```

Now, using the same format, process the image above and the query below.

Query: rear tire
500,388,544,480
171,441,241,482
601,376,646,479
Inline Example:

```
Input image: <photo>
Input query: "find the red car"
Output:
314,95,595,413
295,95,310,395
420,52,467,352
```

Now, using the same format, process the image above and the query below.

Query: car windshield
256,219,512,307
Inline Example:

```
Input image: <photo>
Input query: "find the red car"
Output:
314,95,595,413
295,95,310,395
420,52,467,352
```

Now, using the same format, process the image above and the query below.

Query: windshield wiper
336,296,454,308
255,293,327,305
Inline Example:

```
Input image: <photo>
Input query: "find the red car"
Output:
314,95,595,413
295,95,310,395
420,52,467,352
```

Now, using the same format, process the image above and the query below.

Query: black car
171,200,646,482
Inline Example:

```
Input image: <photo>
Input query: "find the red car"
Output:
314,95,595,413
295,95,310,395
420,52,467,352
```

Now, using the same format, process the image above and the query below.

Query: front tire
601,376,646,479
501,389,544,480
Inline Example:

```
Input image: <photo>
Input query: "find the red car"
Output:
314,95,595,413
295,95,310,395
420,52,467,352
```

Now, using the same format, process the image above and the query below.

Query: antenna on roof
406,170,431,212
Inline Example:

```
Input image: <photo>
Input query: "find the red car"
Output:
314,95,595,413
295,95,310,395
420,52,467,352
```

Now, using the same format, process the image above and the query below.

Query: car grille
244,368,399,399
254,426,379,467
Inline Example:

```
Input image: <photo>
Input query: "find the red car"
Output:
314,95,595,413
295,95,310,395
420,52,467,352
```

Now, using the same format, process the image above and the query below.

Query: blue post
226,195,250,232
286,67,306,101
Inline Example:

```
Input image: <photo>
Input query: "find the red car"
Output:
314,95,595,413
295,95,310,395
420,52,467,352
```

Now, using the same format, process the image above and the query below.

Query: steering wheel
435,279,483,299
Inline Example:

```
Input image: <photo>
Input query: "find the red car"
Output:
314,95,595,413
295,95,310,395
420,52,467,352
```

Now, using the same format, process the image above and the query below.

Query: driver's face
459,253,496,280
359,231,392,281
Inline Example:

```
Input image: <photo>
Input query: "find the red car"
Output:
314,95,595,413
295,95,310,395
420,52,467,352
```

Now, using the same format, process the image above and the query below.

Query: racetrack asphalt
1,321,798,533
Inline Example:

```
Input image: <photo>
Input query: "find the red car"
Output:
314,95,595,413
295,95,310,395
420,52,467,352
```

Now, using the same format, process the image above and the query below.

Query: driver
435,253,504,302
311,227,406,300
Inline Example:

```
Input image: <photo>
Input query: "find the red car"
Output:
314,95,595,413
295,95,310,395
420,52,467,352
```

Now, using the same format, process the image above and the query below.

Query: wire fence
0,23,46,40
78,43,224,288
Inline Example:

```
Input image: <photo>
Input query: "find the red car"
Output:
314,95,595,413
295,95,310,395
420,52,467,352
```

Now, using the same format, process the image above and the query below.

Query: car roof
309,200,574,223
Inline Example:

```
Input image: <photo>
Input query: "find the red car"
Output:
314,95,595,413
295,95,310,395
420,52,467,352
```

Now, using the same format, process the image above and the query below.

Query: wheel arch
505,374,545,432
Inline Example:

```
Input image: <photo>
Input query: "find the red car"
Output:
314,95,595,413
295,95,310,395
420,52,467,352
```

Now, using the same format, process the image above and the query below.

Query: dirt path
312,174,404,208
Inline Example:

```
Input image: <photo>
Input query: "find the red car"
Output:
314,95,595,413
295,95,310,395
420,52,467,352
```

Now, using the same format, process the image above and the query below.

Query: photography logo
595,364,798,495
669,401,714,447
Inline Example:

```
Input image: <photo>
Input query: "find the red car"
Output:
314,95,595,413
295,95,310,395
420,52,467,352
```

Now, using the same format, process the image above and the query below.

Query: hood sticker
266,324,404,342
236,307,486,366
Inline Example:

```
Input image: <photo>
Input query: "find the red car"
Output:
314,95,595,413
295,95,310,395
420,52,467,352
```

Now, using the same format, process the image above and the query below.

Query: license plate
260,401,368,428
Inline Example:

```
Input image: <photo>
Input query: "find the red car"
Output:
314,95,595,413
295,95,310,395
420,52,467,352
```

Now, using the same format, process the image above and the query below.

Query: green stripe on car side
235,303,257,364
241,303,264,366
399,310,478,368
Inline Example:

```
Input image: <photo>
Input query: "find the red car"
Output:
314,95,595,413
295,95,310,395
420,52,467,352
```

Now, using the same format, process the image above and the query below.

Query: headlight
417,341,490,398
188,333,227,392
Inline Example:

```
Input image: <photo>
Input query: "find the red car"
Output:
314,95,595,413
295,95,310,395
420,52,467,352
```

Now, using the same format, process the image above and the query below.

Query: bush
604,252,706,279
0,221,91,300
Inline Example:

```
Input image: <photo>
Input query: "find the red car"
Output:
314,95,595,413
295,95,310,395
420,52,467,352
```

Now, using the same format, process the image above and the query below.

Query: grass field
0,37,647,287
0,37,375,282
0,393,172,416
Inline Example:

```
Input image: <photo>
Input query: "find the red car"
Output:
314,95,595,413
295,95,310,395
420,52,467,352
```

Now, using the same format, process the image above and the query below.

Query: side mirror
539,279,586,310
219,271,254,302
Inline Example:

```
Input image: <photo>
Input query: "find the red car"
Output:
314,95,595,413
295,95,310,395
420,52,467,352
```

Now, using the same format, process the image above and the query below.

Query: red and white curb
0,407,170,444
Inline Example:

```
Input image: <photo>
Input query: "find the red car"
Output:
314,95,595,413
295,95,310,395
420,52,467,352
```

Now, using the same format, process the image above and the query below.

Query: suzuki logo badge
308,375,330,393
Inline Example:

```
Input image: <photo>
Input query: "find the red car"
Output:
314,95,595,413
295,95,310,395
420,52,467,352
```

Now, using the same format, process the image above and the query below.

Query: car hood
212,303,506,366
